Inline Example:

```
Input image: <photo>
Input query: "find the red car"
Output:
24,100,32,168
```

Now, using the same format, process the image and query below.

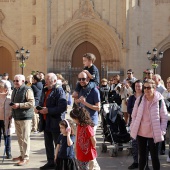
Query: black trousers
44,131,60,165
137,135,160,170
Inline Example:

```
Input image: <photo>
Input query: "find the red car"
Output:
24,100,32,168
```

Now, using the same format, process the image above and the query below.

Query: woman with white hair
0,80,12,159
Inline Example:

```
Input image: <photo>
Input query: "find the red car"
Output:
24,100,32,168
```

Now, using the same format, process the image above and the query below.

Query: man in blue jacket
38,73,67,170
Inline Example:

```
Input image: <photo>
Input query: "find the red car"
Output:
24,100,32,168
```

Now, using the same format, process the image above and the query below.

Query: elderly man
153,74,167,156
11,74,35,166
75,71,101,170
38,73,67,170
153,74,166,94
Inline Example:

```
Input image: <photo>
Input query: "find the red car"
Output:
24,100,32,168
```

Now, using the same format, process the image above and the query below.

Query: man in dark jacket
31,74,43,132
10,74,35,166
38,73,67,170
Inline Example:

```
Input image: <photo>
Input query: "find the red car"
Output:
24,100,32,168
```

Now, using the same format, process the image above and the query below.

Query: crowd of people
0,52,169,170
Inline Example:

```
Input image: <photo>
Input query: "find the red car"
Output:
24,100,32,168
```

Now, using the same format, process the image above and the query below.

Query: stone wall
0,0,170,80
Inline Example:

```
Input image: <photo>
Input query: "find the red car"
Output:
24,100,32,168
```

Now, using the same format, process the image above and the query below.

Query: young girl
55,119,78,170
70,107,97,170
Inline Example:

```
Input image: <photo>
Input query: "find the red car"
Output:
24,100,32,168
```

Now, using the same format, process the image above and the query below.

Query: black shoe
160,150,165,155
6,154,12,159
128,163,138,169
40,163,55,170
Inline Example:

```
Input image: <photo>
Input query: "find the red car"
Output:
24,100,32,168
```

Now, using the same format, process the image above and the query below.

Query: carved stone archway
49,0,123,73
156,34,170,82
0,9,19,77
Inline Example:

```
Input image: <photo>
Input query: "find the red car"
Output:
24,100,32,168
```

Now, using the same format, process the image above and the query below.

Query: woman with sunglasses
127,80,143,169
130,79,168,170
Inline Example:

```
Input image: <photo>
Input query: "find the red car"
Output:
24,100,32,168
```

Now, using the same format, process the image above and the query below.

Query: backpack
138,94,162,112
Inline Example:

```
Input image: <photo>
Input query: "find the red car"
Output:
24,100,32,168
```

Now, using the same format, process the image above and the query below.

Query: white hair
154,74,161,80
46,73,57,82
14,74,25,82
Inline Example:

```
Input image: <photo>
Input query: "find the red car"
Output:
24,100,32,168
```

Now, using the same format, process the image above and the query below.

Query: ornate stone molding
0,10,5,38
0,9,5,28
73,0,100,20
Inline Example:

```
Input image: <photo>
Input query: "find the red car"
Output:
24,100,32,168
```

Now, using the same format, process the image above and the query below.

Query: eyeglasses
78,78,86,81
13,80,19,82
143,86,152,90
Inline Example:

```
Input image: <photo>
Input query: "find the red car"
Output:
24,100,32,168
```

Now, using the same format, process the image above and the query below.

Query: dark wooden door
0,47,12,79
161,48,170,84
72,41,101,70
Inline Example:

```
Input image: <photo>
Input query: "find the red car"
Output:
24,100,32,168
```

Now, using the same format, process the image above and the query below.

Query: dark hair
70,107,94,127
33,74,41,82
113,74,120,83
127,69,133,73
83,53,96,63
59,119,75,135
131,80,143,93
39,72,45,76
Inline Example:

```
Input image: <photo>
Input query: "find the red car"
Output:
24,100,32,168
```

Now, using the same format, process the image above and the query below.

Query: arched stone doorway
72,41,101,69
0,46,12,78
161,48,170,83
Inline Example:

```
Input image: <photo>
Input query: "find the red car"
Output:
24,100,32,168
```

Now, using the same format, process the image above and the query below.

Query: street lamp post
15,47,30,75
146,48,163,74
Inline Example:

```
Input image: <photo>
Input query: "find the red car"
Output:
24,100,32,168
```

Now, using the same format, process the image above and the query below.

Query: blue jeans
0,120,11,155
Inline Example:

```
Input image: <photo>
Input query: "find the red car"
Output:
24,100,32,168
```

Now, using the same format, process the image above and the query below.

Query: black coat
39,85,67,132
31,81,43,106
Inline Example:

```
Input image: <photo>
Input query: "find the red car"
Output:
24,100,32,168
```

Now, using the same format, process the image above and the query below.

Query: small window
33,35,36,45
32,16,36,25
137,36,140,46
138,0,140,6
32,0,36,5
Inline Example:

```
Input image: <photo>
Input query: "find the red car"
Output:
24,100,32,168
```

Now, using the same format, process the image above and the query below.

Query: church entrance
161,48,170,84
60,41,101,91
0,46,12,78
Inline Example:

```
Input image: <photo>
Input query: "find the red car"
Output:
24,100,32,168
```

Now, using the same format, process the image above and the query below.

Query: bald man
75,71,101,170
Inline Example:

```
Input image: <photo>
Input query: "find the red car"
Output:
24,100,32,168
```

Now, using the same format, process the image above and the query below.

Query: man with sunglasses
144,69,154,81
75,71,101,170
125,69,137,83
10,74,35,166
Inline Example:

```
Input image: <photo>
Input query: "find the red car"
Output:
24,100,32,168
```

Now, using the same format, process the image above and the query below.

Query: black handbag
38,114,45,132
164,99,170,112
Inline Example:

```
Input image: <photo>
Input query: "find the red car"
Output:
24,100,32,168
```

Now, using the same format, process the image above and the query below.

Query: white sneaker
167,156,170,163
148,155,151,161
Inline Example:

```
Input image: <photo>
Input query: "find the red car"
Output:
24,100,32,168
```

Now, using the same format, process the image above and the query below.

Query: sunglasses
127,72,132,75
143,86,152,90
146,73,152,75
13,80,19,82
78,78,86,81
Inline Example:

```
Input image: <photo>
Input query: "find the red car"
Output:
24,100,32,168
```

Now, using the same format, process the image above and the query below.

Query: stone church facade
0,0,170,86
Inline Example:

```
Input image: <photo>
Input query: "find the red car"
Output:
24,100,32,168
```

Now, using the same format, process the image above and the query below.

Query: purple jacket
130,91,168,143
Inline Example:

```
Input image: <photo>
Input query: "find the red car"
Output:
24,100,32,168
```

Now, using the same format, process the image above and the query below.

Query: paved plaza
0,107,170,170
